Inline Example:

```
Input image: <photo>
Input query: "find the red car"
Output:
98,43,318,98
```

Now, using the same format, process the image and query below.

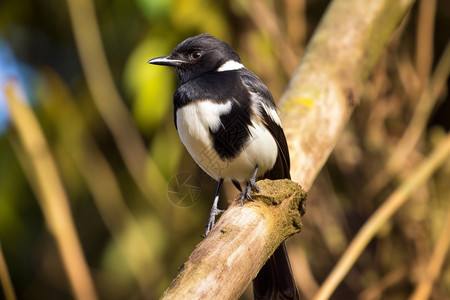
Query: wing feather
240,70,290,179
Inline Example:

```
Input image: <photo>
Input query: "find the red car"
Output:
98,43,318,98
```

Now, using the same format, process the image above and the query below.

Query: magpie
148,34,299,300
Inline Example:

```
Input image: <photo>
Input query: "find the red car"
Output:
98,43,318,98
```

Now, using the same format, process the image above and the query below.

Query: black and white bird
148,34,299,300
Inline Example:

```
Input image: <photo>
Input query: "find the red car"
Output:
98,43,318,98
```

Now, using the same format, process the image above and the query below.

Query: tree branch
161,180,306,300
279,0,415,190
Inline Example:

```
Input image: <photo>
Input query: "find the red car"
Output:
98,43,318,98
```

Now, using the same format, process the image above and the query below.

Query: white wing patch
177,101,232,138
217,60,244,72
259,102,282,126
249,91,282,127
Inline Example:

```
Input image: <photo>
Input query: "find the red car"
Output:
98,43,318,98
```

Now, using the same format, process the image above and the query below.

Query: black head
148,34,242,84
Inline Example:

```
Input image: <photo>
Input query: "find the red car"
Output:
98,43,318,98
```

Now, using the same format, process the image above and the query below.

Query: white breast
176,101,278,184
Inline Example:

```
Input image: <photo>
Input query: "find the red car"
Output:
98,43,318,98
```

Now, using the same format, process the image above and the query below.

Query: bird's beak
147,56,185,67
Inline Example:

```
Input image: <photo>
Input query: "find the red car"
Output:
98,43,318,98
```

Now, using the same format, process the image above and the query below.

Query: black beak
147,56,185,67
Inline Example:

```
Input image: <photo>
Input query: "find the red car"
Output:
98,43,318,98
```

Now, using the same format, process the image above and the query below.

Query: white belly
176,101,278,183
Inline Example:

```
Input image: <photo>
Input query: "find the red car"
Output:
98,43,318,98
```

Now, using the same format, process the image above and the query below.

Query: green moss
252,179,306,206
251,179,307,235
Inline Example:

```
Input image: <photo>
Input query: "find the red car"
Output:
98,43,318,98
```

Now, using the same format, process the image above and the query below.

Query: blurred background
0,0,449,299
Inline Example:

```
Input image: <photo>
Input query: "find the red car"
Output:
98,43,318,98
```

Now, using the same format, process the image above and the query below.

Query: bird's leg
205,178,225,236
238,166,260,205
249,166,261,192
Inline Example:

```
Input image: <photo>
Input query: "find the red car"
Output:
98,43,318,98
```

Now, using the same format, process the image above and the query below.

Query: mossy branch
161,180,306,300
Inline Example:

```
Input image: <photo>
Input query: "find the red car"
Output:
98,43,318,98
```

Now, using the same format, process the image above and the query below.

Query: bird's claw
205,207,225,236
237,180,260,205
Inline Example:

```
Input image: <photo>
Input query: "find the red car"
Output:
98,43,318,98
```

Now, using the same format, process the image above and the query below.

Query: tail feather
253,243,299,300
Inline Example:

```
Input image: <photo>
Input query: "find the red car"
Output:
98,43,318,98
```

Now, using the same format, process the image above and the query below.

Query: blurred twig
363,42,450,199
0,243,16,300
4,80,98,300
358,266,408,300
290,246,319,299
409,202,450,300
66,0,167,204
249,0,300,75
415,0,437,85
284,0,307,52
41,71,156,296
313,133,450,300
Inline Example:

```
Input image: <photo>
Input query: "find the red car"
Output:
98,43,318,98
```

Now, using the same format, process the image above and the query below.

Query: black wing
240,70,290,180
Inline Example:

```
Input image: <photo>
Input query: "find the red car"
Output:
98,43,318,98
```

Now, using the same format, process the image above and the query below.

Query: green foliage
137,0,172,20
124,37,174,135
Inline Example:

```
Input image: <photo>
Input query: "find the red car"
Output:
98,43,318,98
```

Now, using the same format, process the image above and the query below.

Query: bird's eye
191,51,201,60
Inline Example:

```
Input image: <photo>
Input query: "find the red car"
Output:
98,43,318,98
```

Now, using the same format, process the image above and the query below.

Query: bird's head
148,34,242,84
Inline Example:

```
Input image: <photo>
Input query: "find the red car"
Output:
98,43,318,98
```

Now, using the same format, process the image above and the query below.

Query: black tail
252,124,299,299
253,243,299,299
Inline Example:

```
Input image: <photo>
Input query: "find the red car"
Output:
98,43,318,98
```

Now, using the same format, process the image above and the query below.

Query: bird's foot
205,206,225,236
237,166,260,205
237,180,260,205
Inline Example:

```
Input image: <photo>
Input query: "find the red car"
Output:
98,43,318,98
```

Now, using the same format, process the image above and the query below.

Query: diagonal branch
161,180,306,300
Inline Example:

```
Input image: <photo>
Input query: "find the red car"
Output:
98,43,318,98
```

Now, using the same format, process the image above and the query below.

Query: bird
148,34,299,300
